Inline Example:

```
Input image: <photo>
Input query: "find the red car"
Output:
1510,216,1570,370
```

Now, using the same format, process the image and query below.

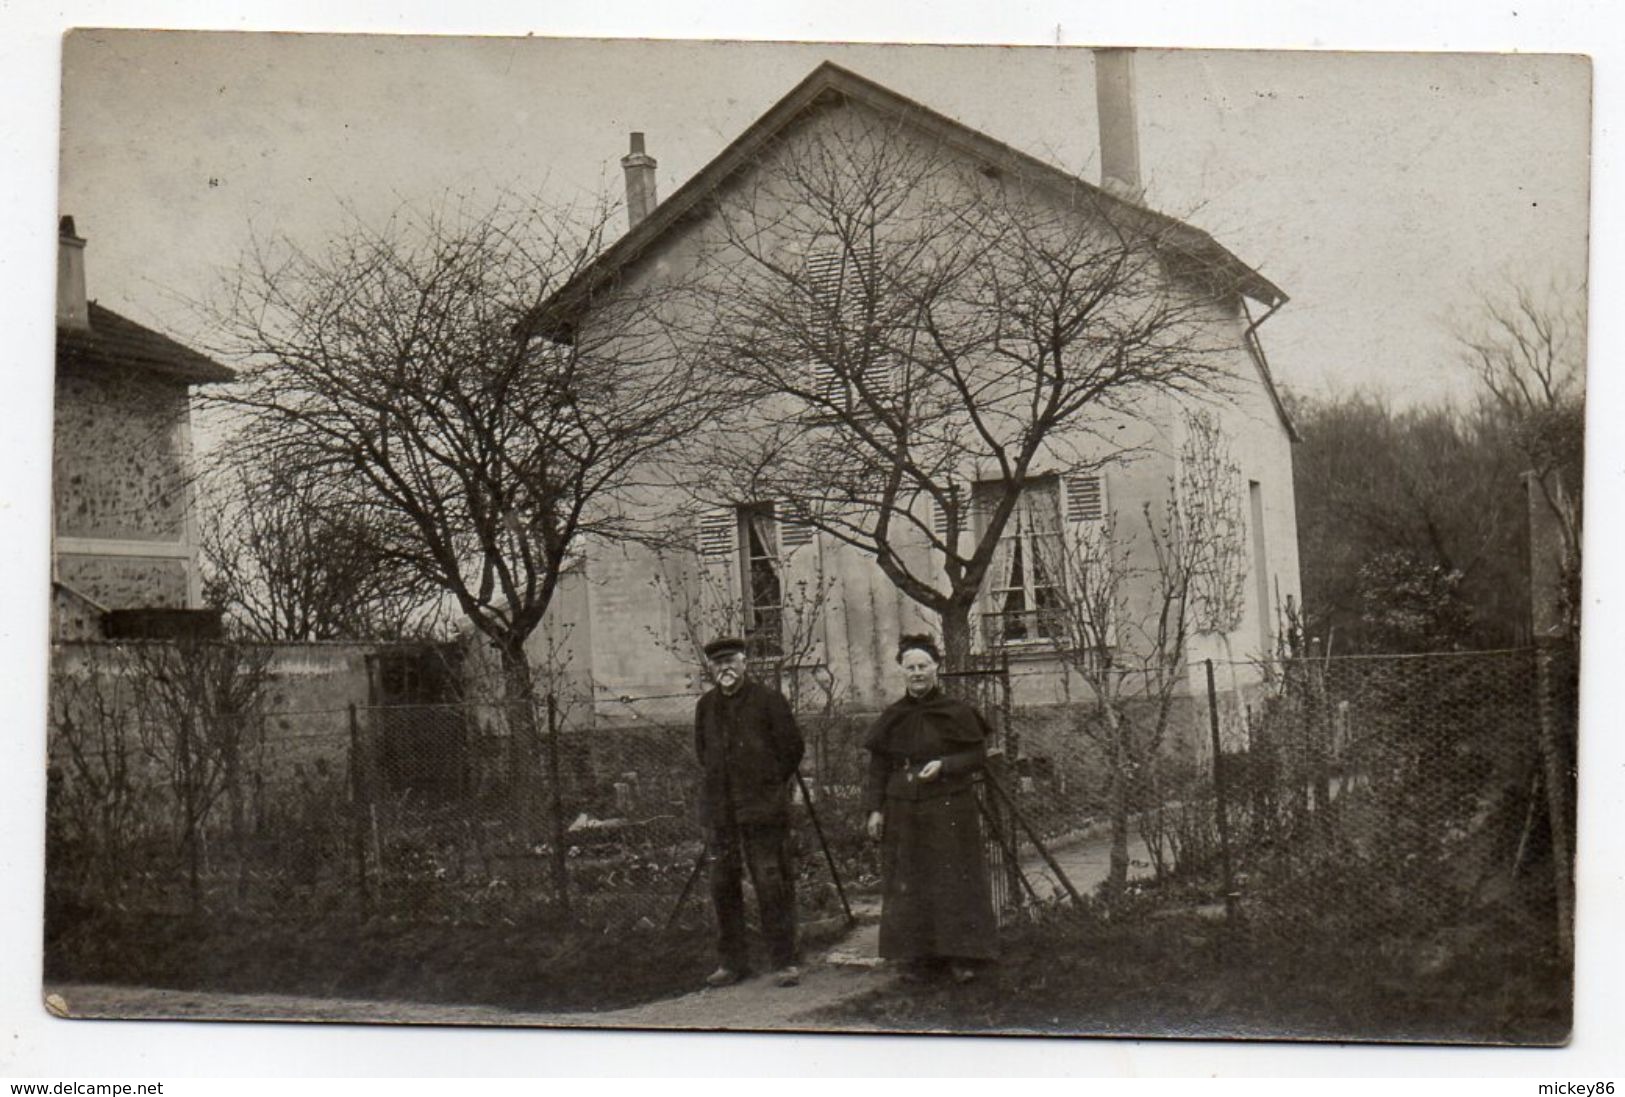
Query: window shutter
1061,473,1115,645
1063,473,1105,522
777,500,816,550
698,509,736,557
806,250,846,402
695,507,741,638
858,356,894,401
931,483,965,545
805,246,889,406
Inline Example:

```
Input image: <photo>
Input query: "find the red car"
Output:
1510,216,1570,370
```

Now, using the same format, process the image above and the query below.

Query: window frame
737,502,785,660
975,476,1065,649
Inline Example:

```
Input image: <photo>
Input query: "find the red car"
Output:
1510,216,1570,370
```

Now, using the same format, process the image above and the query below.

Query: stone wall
54,365,190,542
54,555,189,611
49,640,384,800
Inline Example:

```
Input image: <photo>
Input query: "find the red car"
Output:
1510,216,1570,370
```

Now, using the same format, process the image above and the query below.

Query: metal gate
941,655,1024,920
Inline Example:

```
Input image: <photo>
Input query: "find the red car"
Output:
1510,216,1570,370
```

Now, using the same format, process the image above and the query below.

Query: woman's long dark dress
863,688,997,962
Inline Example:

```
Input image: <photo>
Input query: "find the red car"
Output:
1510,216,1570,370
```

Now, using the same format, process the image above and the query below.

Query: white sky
57,36,1589,410
5,0,1624,1084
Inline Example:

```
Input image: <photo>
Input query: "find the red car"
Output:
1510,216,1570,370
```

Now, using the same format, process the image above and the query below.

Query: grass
44,903,716,1014
810,890,1572,1045
42,889,866,1017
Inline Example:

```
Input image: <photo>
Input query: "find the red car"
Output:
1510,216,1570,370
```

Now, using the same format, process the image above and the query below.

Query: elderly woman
863,634,997,983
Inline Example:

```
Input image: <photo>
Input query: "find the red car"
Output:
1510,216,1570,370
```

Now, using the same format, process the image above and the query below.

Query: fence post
1206,660,1238,922
1534,645,1574,962
348,703,371,917
546,690,571,919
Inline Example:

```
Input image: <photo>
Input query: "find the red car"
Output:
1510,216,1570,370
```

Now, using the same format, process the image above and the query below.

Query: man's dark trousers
708,813,797,972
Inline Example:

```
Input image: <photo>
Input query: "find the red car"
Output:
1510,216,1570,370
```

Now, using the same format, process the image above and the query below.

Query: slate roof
56,301,235,385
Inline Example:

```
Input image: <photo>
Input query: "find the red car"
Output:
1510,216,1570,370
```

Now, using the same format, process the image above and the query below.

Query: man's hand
918,759,943,782
866,811,884,841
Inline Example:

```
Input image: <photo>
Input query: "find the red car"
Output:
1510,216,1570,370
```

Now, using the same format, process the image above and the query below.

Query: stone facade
51,218,231,633
55,554,191,611
54,365,191,542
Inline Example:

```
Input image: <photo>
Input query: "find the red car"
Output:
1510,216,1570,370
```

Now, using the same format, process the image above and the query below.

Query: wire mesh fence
1125,647,1577,961
45,641,1576,978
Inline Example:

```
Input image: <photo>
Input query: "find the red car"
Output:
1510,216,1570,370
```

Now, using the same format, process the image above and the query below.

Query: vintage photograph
44,32,1587,1043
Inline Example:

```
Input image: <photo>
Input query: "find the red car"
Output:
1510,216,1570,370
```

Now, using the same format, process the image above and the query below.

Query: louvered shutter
1061,473,1115,645
776,513,827,666
806,247,895,407
931,483,967,553
859,356,895,402
695,508,741,635
805,250,846,402
1063,473,1105,522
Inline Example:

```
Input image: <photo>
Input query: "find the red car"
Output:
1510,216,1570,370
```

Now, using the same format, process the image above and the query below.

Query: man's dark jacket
694,678,805,828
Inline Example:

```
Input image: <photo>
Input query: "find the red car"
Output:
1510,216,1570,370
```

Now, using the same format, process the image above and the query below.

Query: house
532,59,1302,738
52,216,235,640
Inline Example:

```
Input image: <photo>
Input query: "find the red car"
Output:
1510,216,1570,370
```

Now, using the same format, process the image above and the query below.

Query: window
739,504,784,659
976,478,1063,646
696,501,823,664
806,247,893,408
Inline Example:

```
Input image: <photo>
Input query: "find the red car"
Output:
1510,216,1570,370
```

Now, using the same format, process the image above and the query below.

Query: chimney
621,132,658,229
1093,49,1144,203
57,215,89,330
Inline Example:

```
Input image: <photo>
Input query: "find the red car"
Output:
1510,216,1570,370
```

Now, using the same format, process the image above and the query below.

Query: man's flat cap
703,636,748,659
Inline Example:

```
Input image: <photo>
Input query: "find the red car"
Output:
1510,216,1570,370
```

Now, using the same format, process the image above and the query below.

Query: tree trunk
496,639,546,861
1105,705,1130,899
940,600,975,672
178,711,202,914
545,689,570,919
224,728,248,901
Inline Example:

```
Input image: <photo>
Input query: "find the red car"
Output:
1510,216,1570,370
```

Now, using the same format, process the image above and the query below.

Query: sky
5,1,1624,1084
56,36,1589,412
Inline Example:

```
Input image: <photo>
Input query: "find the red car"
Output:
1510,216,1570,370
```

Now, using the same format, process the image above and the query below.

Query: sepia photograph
37,28,1588,1048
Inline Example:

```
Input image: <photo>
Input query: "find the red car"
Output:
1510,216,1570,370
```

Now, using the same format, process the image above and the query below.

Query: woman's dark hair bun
896,633,943,665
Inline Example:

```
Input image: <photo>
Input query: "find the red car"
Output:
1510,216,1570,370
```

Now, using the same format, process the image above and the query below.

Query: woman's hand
917,759,943,782
866,811,884,841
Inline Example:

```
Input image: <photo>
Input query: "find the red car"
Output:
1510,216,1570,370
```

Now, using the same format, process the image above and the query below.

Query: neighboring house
539,61,1303,729
51,216,234,640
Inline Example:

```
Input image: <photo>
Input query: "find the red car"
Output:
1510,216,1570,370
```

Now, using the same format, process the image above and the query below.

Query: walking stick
664,843,708,932
795,770,856,927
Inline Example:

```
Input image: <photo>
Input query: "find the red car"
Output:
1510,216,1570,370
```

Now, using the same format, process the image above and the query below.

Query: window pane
741,506,783,657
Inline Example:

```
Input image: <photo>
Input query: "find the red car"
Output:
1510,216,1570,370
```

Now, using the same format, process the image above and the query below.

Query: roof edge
538,60,1284,338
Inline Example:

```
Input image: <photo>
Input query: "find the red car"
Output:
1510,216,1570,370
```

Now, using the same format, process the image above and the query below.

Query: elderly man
694,635,805,988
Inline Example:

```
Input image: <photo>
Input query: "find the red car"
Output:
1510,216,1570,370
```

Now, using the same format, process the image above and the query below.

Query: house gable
539,61,1294,441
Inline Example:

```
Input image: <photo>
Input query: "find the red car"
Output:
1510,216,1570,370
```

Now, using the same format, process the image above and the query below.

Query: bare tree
199,456,443,641
1288,392,1524,651
644,537,839,713
1040,410,1250,897
47,647,156,904
205,195,719,841
1457,277,1585,639
128,640,271,910
680,114,1241,668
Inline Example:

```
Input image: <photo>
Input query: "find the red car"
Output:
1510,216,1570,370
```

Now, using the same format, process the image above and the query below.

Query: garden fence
46,643,1576,968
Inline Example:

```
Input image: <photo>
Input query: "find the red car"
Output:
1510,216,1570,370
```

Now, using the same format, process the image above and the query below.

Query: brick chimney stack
621,132,658,230
1093,48,1144,204
57,215,89,330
